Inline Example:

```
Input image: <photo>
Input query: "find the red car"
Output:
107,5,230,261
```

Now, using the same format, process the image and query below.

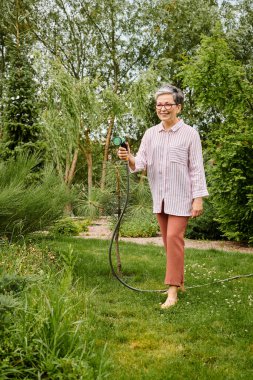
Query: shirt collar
158,119,184,133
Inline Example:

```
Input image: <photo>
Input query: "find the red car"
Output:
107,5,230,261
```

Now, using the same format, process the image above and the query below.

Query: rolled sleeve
129,132,148,173
189,131,209,198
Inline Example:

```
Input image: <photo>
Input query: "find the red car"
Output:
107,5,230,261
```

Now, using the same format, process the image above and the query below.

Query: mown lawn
43,237,253,380
1,236,253,379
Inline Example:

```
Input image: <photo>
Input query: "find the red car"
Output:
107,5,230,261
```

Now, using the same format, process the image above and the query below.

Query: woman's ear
176,104,182,114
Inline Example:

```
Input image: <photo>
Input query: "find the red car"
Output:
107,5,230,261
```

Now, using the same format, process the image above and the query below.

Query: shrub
0,294,20,332
77,219,90,232
185,198,223,240
0,273,32,348
0,154,73,239
51,218,80,236
50,218,89,236
1,43,43,159
207,130,253,245
118,211,159,238
0,274,30,294
181,30,253,245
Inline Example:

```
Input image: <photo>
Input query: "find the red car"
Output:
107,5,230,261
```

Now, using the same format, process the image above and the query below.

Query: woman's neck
162,117,180,130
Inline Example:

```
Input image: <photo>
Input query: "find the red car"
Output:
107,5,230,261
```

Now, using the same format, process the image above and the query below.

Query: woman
117,84,209,309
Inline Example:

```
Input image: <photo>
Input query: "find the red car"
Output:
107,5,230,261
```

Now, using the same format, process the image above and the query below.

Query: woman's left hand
191,198,203,218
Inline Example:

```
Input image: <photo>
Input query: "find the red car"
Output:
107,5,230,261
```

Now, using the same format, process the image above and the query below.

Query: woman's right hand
117,143,130,161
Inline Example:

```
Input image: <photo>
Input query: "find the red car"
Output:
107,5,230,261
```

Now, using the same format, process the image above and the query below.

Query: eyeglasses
156,103,177,110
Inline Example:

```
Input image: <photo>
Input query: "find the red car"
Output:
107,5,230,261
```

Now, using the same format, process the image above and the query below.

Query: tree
181,25,253,244
1,0,42,157
131,0,222,143
32,0,160,189
220,0,253,82
2,49,42,157
154,0,219,85
42,61,101,194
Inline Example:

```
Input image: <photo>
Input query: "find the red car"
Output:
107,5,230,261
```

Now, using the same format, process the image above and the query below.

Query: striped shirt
130,119,209,216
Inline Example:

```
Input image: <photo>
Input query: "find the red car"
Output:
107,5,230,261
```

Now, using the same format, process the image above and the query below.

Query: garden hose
108,162,167,293
109,140,253,293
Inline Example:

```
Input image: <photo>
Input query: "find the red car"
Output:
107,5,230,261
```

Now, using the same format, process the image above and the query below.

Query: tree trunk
100,116,114,190
64,151,70,184
67,148,79,186
86,150,93,198
64,148,79,215
79,130,93,198
84,130,93,197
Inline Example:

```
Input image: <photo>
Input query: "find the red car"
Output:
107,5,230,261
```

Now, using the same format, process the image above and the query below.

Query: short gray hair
155,84,184,106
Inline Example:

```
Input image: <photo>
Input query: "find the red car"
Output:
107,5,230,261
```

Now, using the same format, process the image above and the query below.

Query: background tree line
0,0,252,245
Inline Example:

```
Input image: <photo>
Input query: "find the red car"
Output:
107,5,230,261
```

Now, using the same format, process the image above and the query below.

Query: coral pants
156,207,189,287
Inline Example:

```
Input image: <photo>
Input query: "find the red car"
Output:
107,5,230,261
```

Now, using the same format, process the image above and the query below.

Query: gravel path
79,217,253,254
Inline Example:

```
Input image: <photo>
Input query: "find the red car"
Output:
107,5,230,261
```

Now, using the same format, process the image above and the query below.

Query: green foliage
2,0,253,246
119,211,159,238
182,24,250,114
51,219,80,237
116,174,159,237
41,61,100,180
0,242,108,379
75,161,160,238
1,43,43,158
51,218,89,237
0,293,19,311
0,272,32,338
127,66,161,135
0,274,29,294
221,0,253,81
207,131,253,244
155,0,219,87
74,186,105,219
181,26,253,245
186,198,222,240
103,164,159,237
34,0,159,83
73,162,128,219
1,233,253,379
35,0,161,188
0,154,73,239
0,293,20,341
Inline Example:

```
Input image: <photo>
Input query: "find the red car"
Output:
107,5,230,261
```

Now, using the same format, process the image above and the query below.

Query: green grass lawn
1,237,253,379
44,237,253,379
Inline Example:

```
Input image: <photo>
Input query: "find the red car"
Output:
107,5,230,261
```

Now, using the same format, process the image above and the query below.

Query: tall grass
0,243,109,379
0,154,72,240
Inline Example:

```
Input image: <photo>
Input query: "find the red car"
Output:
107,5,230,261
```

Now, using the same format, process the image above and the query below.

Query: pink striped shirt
130,119,209,216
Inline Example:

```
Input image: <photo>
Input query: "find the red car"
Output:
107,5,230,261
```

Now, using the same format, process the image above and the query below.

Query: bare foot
161,297,178,309
161,286,178,309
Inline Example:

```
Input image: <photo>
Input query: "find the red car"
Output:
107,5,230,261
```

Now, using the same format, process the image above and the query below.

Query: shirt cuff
128,157,146,173
128,163,138,173
192,190,209,199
